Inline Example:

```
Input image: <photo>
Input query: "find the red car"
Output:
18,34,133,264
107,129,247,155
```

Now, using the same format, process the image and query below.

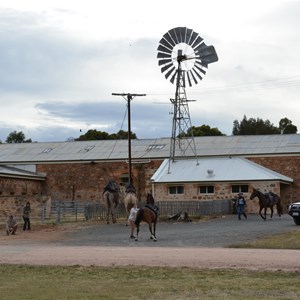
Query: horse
103,190,120,224
124,185,138,226
250,188,282,221
103,180,121,224
134,206,158,242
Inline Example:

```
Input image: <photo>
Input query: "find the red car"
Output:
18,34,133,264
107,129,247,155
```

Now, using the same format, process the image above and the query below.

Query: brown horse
250,188,282,221
134,205,158,242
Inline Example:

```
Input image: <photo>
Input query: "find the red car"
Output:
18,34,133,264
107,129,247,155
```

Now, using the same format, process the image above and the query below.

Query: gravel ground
1,214,300,271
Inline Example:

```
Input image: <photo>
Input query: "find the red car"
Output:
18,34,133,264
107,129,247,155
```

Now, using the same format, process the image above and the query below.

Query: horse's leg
270,206,273,219
106,206,110,224
135,223,139,241
153,220,157,242
259,206,266,221
111,206,116,224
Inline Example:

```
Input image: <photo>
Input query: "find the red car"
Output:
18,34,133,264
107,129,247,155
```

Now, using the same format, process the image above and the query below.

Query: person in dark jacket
23,202,31,230
236,193,247,220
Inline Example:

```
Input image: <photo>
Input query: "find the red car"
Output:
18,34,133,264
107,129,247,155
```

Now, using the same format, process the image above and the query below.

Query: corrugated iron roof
0,165,46,180
151,157,293,183
0,134,299,163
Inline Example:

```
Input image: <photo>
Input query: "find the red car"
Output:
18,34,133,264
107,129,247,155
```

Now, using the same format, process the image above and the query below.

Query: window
199,185,215,194
168,186,184,194
231,185,248,193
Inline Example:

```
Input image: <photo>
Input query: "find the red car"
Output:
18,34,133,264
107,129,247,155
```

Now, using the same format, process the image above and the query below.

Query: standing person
236,193,247,220
128,203,139,239
6,215,18,235
23,202,31,231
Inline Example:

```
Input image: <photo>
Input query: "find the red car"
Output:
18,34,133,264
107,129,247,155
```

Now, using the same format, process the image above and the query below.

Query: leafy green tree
76,129,137,141
279,117,297,134
6,131,32,143
232,115,280,135
187,125,225,137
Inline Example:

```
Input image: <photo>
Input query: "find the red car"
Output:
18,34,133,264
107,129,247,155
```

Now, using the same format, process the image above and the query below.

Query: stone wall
0,177,46,221
37,160,163,203
152,180,281,214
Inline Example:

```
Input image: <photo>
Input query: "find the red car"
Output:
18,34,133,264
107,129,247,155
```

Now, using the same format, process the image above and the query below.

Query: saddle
145,204,159,216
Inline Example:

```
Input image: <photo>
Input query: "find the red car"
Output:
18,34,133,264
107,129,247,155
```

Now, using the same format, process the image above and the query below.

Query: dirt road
1,214,299,271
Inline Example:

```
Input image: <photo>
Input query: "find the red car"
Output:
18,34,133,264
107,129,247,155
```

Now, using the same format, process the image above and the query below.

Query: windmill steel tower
157,27,218,172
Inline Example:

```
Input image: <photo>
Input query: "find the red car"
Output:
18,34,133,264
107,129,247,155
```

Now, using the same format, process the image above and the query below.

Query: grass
1,265,300,300
1,220,300,299
228,229,300,249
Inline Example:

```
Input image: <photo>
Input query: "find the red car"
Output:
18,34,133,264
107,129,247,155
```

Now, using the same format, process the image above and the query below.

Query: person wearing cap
236,192,247,220
6,215,18,235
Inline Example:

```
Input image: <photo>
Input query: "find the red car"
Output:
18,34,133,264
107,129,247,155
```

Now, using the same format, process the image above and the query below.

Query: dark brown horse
134,203,158,242
250,188,282,220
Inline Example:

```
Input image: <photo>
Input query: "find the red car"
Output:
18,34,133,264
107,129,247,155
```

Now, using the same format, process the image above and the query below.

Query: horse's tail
135,208,144,226
276,197,283,216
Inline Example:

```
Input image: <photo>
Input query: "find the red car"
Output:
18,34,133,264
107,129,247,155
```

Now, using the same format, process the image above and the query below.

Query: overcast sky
0,0,299,142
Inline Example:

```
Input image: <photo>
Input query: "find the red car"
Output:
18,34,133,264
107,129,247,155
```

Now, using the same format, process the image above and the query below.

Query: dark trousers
23,217,31,230
237,205,247,220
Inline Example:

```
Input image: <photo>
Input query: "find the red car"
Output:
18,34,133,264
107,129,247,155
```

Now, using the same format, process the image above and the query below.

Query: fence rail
48,199,232,223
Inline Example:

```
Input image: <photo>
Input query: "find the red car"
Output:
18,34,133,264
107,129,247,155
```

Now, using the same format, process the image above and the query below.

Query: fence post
84,203,88,221
75,201,78,222
42,205,46,224
56,205,61,224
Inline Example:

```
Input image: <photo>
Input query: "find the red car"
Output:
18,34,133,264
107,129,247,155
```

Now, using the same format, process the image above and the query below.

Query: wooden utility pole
112,93,146,185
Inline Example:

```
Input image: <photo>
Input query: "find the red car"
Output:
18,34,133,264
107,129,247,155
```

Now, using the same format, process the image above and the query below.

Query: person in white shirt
128,203,139,239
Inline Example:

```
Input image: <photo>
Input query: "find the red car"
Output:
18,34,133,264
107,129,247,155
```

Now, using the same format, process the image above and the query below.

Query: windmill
157,27,218,172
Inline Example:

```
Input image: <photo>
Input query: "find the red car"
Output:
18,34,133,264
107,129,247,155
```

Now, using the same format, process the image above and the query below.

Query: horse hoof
153,238,157,242
135,238,138,242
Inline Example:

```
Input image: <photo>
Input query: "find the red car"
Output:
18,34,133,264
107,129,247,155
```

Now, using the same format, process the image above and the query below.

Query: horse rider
125,182,136,194
265,190,275,205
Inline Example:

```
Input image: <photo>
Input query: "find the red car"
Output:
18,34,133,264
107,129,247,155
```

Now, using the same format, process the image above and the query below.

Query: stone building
0,134,299,218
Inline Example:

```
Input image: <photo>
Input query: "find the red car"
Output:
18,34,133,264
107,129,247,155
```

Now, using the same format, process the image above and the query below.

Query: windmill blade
157,52,170,59
186,71,192,87
161,62,174,73
170,70,177,84
157,44,172,54
190,69,198,85
189,31,199,47
191,35,204,49
185,28,193,44
162,32,176,48
182,71,186,88
165,66,175,80
192,67,203,81
158,58,172,66
195,57,208,68
169,28,180,44
194,62,206,75
178,27,186,43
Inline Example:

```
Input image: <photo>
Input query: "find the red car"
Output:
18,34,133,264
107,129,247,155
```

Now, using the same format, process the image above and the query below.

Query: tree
76,129,137,141
279,117,297,134
232,115,280,135
186,125,225,137
6,131,32,143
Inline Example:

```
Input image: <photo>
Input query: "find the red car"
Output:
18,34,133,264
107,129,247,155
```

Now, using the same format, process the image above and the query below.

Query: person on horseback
236,192,247,220
265,190,275,205
125,182,136,194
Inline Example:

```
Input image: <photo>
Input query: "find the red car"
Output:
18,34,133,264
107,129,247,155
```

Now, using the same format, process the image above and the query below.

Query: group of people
5,202,31,236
